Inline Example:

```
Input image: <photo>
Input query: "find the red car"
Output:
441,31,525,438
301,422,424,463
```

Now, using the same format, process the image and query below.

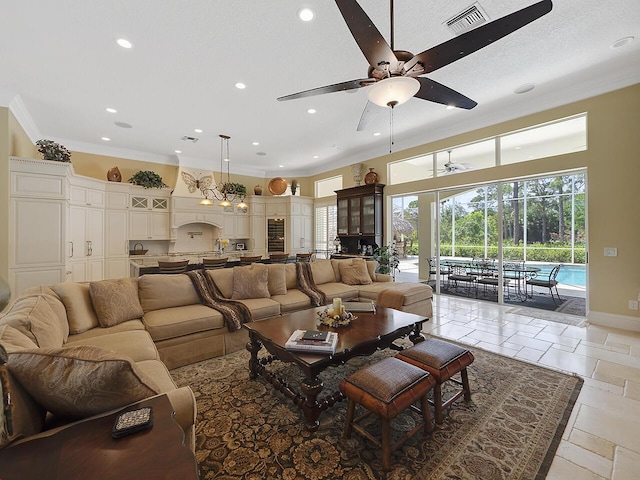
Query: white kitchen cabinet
105,210,129,257
129,210,170,240
67,205,104,282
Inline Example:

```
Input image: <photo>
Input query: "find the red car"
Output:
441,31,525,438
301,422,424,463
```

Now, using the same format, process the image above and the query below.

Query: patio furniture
447,265,477,297
527,264,564,305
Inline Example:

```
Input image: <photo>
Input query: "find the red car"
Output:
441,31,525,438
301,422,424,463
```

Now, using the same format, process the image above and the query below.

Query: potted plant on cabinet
36,139,72,163
220,182,247,196
374,244,400,277
128,170,168,189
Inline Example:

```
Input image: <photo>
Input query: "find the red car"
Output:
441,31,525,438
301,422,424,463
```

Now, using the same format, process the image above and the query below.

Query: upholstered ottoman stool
395,338,474,425
339,357,436,471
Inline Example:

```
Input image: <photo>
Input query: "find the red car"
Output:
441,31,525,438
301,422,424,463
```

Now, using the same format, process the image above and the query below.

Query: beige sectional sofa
0,257,432,455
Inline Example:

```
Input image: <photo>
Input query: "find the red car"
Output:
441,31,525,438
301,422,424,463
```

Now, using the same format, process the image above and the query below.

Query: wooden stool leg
433,383,444,424
344,399,355,438
461,368,472,401
421,396,433,433
381,418,391,471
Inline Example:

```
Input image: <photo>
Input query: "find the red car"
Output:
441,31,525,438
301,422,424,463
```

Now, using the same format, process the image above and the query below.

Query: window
315,176,342,198
315,203,337,258
388,114,587,185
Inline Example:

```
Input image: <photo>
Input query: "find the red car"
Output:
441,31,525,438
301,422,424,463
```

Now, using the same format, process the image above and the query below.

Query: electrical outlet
629,300,639,311
604,247,618,257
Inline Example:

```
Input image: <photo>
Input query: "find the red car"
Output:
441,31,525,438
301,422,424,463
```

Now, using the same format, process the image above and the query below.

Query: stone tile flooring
423,294,640,479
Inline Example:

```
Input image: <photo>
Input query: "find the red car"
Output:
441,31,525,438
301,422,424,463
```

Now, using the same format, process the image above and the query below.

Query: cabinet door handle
87,241,93,256
69,241,74,258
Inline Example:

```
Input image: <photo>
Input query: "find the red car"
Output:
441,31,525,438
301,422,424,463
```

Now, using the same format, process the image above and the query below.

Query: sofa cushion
138,274,200,313
89,278,144,327
0,347,46,449
66,319,146,343
330,258,352,283
339,259,373,285
0,324,38,353
233,297,281,320
206,269,234,299
53,283,99,334
16,286,68,327
267,264,287,296
366,261,379,282
0,296,67,348
7,345,161,419
285,263,298,290
310,259,337,285
66,330,159,363
316,283,359,301
357,282,434,304
232,264,270,300
143,305,225,342
271,289,312,313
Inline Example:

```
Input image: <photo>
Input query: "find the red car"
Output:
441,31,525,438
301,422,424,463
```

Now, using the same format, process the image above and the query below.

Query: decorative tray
268,177,287,195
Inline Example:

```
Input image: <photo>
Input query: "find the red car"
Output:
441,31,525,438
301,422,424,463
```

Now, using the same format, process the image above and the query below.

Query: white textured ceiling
1,0,638,178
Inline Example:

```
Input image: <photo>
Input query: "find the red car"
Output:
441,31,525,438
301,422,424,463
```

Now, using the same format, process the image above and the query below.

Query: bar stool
395,338,474,425
157,260,189,274
239,255,262,265
295,253,313,263
202,257,228,270
269,253,289,263
339,357,436,471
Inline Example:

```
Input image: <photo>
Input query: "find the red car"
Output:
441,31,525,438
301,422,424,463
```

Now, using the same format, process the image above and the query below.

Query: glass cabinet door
361,195,375,234
348,197,361,234
337,199,349,235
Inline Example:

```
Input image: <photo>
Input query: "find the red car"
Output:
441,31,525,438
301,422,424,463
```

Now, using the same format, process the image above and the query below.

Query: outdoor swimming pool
532,263,586,287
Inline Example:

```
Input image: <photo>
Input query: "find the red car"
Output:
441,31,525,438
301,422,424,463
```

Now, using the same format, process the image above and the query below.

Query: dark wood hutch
336,183,384,255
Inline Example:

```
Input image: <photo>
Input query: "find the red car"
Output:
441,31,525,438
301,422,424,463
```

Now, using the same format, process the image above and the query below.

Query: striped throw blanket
295,262,327,307
186,270,252,331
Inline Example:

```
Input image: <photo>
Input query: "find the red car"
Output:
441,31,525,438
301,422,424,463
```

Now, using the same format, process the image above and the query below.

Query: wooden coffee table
244,305,428,430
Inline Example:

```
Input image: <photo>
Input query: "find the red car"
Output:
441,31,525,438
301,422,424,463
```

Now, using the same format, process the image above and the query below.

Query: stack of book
284,329,338,354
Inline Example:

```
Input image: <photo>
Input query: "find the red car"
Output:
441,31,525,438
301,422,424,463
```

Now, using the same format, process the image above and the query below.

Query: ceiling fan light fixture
367,77,420,108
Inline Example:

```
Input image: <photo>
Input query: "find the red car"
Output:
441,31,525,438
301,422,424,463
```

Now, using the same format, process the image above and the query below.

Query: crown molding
176,154,266,178
8,94,40,143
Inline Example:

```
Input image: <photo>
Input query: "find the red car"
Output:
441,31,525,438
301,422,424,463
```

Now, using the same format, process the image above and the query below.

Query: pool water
533,264,586,287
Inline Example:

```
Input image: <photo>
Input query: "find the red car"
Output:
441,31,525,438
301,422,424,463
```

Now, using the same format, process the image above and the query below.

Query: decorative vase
254,185,263,195
291,180,298,196
364,168,379,185
352,163,364,186
107,166,122,182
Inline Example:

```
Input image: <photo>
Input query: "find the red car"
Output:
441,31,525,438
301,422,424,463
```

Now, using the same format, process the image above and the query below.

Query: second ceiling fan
278,0,553,129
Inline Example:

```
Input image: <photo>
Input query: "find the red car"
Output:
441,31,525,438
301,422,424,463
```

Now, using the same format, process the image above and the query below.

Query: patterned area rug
171,339,582,479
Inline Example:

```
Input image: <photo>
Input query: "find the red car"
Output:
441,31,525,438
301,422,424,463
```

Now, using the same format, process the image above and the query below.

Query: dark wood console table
0,395,199,480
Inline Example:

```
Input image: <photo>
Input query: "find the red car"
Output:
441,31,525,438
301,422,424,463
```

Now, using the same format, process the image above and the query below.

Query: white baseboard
587,310,640,332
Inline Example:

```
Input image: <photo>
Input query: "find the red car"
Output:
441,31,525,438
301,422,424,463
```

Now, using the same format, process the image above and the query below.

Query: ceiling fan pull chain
389,106,395,154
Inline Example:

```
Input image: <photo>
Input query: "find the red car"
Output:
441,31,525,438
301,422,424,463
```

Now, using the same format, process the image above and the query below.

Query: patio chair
527,264,564,305
448,265,477,297
427,257,451,288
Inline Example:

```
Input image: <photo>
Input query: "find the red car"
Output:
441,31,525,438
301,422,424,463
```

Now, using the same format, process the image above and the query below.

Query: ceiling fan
277,0,553,129
441,150,475,174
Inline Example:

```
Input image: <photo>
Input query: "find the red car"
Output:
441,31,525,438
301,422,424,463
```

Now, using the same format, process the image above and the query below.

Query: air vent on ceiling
446,3,488,35
180,135,199,143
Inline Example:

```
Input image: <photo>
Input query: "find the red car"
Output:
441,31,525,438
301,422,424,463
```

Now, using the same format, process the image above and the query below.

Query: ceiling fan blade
415,77,478,109
356,101,384,131
335,0,398,71
404,0,552,74
277,78,374,101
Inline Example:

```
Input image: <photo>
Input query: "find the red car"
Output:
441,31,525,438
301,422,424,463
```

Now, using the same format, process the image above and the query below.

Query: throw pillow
366,261,379,282
0,296,67,348
7,345,161,419
310,259,336,285
0,324,38,353
16,286,69,328
0,346,46,449
339,259,373,285
267,264,287,296
231,264,270,300
53,283,99,334
89,278,144,328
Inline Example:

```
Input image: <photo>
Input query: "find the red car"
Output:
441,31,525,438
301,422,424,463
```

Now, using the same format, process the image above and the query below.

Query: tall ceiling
0,0,638,178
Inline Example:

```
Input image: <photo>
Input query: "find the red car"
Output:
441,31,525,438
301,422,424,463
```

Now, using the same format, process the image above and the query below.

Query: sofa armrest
375,274,393,282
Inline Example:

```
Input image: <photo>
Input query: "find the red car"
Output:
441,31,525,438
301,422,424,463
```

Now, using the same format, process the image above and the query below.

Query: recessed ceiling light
307,108,316,114
116,38,133,49
612,36,634,48
256,152,267,156
514,84,535,94
235,82,246,89
278,165,284,168
174,150,182,154
252,141,260,146
313,155,319,159
106,107,117,113
194,128,203,133
298,8,315,22
514,146,522,150
373,132,381,136
446,105,455,110
101,137,110,141
114,121,133,128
